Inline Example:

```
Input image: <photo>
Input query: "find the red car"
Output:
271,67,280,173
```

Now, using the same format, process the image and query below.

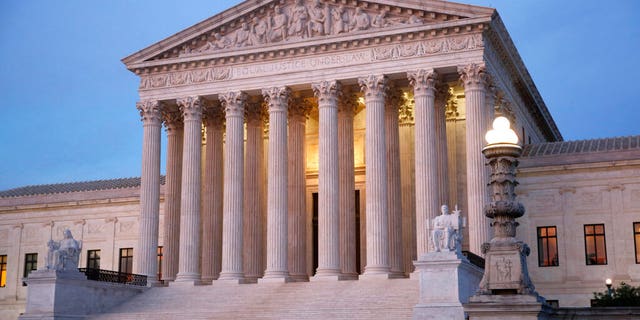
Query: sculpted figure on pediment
270,5,289,42
350,7,371,31
289,0,310,38
251,16,269,44
308,0,326,36
372,9,389,28
331,5,347,35
234,22,252,47
196,33,232,53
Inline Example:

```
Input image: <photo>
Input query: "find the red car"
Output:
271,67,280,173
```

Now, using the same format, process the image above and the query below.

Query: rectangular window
119,248,133,274
634,222,640,264
87,250,101,269
0,255,7,287
537,226,559,267
584,224,607,265
24,253,38,278
157,246,163,280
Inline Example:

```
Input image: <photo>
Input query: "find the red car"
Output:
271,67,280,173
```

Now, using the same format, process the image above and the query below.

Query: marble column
435,84,451,208
201,102,225,283
161,109,183,282
135,100,162,285
312,80,343,279
218,91,247,282
385,87,404,277
288,95,311,281
358,75,391,277
445,96,460,208
174,96,203,284
407,69,439,257
338,90,358,278
458,64,491,255
244,100,266,282
261,87,292,281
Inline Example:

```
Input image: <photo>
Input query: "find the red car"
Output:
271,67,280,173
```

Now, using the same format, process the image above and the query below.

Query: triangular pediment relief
123,0,494,67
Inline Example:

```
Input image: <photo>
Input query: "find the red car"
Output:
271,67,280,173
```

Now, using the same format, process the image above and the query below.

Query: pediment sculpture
46,229,83,271
179,0,431,57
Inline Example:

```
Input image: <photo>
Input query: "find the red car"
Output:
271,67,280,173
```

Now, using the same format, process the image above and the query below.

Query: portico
124,0,560,285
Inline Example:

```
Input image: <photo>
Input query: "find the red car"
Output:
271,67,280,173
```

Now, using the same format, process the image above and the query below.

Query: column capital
435,83,451,112
245,98,268,125
407,69,437,96
162,109,184,132
220,91,248,118
203,100,225,129
312,80,342,107
289,95,313,122
494,90,516,122
358,74,388,101
262,87,291,113
385,86,405,112
458,63,490,90
177,96,203,121
338,90,360,117
137,100,162,124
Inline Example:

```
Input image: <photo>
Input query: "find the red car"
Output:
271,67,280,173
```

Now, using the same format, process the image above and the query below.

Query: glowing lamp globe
485,116,519,146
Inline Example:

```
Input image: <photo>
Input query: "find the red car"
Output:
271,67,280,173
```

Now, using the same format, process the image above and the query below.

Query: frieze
139,33,481,91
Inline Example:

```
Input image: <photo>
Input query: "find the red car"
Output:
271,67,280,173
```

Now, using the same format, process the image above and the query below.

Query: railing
462,250,485,269
78,268,147,286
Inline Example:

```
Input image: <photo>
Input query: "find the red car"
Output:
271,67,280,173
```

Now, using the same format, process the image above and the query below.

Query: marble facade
0,0,639,318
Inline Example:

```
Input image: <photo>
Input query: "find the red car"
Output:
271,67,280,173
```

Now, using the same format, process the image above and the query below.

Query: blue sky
0,0,638,190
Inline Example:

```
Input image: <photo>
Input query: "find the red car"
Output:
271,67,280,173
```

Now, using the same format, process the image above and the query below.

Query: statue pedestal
412,251,483,320
20,269,87,319
464,294,552,320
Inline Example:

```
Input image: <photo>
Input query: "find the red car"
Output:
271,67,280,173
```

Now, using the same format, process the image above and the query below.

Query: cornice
484,13,562,142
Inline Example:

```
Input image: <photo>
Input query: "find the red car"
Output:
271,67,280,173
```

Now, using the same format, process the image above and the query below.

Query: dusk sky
1,0,638,190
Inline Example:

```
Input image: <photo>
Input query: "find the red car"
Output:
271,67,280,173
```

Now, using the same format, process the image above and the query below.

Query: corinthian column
135,100,162,285
312,80,343,279
201,102,225,283
338,90,358,278
288,95,311,281
458,64,491,255
261,87,292,282
161,109,183,282
218,91,247,282
358,75,391,277
435,84,451,208
244,99,266,282
407,69,439,257
175,96,203,284
385,86,404,277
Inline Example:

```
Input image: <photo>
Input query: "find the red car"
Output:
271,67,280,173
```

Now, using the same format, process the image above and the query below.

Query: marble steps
89,277,418,319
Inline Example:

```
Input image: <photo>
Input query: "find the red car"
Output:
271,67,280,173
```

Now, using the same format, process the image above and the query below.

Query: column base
258,276,293,284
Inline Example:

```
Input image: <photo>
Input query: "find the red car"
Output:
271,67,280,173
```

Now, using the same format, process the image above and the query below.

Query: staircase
89,277,419,319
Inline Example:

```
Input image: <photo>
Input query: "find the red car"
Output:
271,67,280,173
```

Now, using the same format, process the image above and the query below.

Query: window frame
87,249,101,269
583,224,607,265
23,253,38,278
0,255,7,288
118,248,133,274
157,246,163,280
537,226,559,267
634,222,640,264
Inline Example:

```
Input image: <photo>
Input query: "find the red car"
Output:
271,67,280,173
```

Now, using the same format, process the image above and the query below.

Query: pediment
122,0,494,68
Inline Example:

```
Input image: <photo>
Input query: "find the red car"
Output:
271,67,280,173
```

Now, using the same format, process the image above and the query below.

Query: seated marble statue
46,229,82,271
431,205,464,252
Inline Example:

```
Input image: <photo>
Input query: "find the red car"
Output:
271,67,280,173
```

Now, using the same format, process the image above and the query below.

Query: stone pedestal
412,252,482,320
464,294,551,320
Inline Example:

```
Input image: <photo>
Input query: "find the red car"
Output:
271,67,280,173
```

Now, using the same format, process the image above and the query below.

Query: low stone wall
19,270,147,319
552,307,640,319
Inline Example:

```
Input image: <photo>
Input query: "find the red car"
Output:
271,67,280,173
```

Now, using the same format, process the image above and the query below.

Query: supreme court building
1,0,639,318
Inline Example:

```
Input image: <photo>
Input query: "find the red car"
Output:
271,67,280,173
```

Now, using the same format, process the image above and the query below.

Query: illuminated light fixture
484,116,519,146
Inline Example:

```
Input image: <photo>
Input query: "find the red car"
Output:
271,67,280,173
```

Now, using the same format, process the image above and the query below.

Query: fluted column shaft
288,98,309,281
459,64,491,255
359,75,390,276
161,110,183,282
244,102,265,281
338,92,358,277
175,96,203,283
219,92,247,281
385,88,404,276
408,70,439,257
136,100,162,285
201,105,225,283
313,81,342,278
435,85,451,208
262,87,291,280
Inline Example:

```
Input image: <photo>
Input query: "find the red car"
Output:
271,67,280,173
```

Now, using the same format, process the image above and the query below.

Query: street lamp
606,278,613,297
